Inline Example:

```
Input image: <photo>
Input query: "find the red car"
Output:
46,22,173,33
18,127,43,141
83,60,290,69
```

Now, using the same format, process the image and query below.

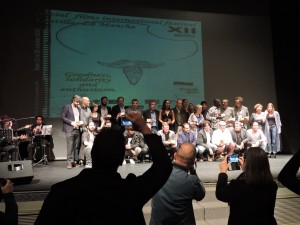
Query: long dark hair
243,147,274,186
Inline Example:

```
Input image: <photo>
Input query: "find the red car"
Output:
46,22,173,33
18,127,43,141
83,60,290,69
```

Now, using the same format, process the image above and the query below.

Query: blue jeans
268,126,277,153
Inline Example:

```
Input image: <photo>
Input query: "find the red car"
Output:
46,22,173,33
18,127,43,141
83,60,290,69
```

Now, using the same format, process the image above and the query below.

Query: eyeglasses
146,122,152,124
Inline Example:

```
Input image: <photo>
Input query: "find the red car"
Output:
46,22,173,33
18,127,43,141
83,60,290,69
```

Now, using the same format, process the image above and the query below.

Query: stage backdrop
1,6,277,159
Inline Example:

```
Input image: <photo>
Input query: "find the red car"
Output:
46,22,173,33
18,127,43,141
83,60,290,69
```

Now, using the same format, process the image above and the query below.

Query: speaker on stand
0,160,34,185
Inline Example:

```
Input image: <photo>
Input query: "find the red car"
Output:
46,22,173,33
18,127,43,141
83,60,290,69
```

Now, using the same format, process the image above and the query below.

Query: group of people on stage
2,94,300,225
59,94,283,169
0,115,55,163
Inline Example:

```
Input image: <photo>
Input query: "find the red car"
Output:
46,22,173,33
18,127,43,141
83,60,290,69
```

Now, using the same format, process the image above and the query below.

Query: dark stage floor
11,153,295,193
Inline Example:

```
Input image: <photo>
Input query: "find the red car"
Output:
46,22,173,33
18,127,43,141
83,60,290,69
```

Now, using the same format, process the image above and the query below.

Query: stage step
1,186,299,225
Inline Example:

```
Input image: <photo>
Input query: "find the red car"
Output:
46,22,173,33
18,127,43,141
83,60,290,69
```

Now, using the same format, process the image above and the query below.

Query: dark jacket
34,134,172,225
0,192,18,225
216,172,278,225
150,163,205,225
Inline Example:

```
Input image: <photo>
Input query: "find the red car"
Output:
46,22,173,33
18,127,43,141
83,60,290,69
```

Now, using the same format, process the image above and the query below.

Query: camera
227,154,240,171
227,154,239,163
121,116,132,126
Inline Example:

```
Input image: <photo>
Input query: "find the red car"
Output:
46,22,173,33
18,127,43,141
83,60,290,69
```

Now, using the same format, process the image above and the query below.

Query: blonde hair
254,103,263,111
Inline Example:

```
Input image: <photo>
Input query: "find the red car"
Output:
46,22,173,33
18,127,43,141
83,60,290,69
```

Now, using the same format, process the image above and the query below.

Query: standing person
216,147,278,225
233,96,249,129
188,104,205,136
182,98,189,113
126,98,143,115
249,103,266,130
80,97,92,131
264,103,282,158
278,149,300,195
34,112,172,225
200,100,208,120
111,96,128,132
158,100,175,132
150,143,206,225
98,96,112,119
173,99,189,134
61,95,83,169
220,98,235,128
206,98,222,130
90,103,101,130
0,179,18,225
143,100,160,134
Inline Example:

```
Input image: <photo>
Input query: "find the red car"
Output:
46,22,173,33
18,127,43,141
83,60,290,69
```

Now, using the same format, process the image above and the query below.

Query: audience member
216,147,277,225
0,179,18,225
61,95,83,169
278,148,300,195
34,112,172,225
196,121,217,162
264,103,282,158
157,122,177,161
150,143,205,225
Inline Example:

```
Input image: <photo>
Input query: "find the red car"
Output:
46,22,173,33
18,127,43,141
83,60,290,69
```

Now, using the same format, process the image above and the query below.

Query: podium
0,160,34,185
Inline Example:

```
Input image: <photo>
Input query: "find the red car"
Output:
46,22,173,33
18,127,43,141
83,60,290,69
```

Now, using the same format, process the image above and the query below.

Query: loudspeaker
0,160,34,185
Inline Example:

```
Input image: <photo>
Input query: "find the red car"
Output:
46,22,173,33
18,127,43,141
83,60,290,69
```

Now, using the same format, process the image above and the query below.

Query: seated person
177,123,197,147
157,122,177,160
0,115,19,162
196,121,217,161
123,125,148,164
245,121,267,152
79,121,97,168
212,121,235,158
229,121,249,156
27,115,55,162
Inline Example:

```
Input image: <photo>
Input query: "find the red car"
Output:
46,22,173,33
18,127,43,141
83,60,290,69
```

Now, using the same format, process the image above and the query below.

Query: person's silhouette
34,112,172,225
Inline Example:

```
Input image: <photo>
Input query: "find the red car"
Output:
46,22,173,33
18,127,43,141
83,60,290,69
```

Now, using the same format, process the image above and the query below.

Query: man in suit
111,96,128,132
143,100,160,134
61,95,83,169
